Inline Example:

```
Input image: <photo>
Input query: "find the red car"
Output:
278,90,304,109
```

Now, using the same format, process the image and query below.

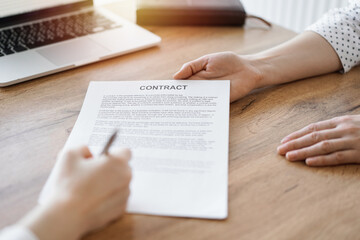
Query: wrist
20,198,87,240
245,53,285,89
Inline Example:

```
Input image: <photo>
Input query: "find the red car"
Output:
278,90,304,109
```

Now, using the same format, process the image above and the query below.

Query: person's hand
20,146,132,240
173,52,263,102
277,115,360,167
53,146,132,231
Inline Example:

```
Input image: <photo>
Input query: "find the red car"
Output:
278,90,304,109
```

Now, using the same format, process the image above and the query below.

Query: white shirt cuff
0,225,39,240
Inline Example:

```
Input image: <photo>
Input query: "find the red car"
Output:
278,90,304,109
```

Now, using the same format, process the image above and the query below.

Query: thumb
173,57,209,79
61,146,93,167
63,146,93,160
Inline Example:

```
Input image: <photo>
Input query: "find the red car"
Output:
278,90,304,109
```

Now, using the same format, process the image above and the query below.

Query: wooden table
1,1,360,239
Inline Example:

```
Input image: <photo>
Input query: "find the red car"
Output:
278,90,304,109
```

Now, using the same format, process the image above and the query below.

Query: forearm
19,200,86,240
248,31,342,88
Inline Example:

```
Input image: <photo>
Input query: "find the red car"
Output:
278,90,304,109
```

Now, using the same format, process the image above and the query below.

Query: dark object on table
137,0,247,26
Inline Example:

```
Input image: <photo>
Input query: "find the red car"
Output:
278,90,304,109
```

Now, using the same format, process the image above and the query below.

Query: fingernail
305,158,315,166
281,137,289,144
277,145,285,155
286,151,296,161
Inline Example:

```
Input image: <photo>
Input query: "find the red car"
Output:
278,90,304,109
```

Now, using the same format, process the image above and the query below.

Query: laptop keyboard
0,10,121,57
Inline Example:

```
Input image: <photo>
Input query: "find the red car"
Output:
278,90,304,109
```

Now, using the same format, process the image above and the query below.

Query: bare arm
251,31,342,88
174,31,342,102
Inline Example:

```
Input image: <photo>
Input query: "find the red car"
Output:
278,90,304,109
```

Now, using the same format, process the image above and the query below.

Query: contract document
39,80,230,219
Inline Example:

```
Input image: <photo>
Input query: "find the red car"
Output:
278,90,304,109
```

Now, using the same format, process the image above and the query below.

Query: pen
100,130,118,155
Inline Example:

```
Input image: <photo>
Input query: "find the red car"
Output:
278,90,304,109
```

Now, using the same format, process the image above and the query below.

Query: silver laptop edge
0,1,161,87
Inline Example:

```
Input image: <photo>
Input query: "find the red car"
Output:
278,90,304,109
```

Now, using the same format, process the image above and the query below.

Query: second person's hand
278,115,360,166
173,52,263,103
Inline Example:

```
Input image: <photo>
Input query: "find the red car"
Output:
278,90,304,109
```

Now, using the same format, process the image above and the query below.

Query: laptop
0,0,161,87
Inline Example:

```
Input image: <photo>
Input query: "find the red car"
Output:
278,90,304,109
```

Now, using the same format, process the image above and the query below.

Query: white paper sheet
39,80,230,219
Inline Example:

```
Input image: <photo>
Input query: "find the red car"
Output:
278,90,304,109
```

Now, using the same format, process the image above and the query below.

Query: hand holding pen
23,132,132,240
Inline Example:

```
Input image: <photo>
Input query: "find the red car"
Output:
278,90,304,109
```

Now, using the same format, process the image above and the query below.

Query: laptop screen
0,0,88,18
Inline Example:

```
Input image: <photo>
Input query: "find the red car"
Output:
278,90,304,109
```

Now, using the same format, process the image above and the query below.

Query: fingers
173,56,209,79
88,189,130,231
281,118,337,144
109,148,132,162
108,189,130,217
63,146,93,165
305,150,359,166
285,138,353,162
278,115,360,167
277,128,342,155
188,75,206,80
104,148,132,186
100,148,131,166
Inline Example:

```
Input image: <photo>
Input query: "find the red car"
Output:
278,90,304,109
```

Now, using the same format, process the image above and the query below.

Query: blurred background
242,0,348,32
95,0,349,33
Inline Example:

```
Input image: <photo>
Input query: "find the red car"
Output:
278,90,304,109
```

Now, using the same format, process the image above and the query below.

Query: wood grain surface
1,1,359,239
